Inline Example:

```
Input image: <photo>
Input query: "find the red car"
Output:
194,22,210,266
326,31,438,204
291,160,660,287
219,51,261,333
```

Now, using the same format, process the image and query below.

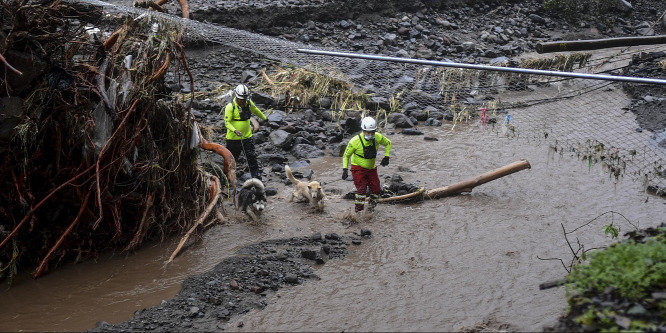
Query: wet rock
424,118,442,126
258,153,288,165
401,128,423,135
341,117,361,133
268,129,294,148
267,110,287,123
387,113,414,128
301,249,326,264
291,144,325,159
325,233,341,240
251,91,275,106
284,273,299,284
265,187,278,196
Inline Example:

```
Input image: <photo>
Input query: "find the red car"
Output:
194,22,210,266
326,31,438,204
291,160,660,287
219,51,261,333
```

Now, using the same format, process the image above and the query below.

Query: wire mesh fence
81,0,666,191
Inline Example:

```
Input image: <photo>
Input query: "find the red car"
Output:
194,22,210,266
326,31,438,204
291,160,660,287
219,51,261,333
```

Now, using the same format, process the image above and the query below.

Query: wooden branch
168,174,220,263
145,52,171,84
539,278,567,290
377,188,425,203
124,194,154,252
424,159,530,200
536,35,666,54
103,28,122,51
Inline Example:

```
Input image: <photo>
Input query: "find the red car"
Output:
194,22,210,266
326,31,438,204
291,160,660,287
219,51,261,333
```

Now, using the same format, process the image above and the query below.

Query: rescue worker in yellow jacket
224,84,268,180
342,117,392,213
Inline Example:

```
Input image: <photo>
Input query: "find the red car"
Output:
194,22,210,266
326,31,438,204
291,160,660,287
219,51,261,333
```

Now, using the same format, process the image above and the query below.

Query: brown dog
285,165,325,211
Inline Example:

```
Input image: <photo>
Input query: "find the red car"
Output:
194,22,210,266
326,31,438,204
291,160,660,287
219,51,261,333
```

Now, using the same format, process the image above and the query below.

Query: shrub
567,236,666,300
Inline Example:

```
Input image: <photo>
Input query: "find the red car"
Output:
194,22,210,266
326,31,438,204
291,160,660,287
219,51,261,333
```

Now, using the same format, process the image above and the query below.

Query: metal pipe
297,48,666,85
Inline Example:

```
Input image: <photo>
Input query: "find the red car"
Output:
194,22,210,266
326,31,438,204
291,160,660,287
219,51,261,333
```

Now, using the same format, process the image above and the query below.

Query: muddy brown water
2,122,666,332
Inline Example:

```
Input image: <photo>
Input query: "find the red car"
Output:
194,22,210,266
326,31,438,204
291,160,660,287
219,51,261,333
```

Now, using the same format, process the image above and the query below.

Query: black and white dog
237,178,266,222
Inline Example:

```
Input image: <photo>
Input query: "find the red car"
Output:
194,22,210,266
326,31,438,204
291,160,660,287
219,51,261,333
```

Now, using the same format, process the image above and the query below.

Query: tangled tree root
0,0,229,282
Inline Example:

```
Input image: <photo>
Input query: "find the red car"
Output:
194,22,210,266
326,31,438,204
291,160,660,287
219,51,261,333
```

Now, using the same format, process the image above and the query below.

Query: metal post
297,48,666,85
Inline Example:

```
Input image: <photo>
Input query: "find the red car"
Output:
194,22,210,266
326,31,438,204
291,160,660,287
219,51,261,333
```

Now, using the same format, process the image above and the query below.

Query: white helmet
361,117,377,131
234,84,250,100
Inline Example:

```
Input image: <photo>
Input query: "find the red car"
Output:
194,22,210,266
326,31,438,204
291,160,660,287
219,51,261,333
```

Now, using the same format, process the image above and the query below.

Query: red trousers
351,165,381,212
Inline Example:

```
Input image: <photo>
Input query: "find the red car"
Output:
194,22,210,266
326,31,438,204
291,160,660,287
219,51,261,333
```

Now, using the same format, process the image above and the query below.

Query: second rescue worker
342,117,392,213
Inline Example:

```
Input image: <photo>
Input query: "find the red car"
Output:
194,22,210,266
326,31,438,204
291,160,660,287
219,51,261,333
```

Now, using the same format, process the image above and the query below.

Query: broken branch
168,174,221,263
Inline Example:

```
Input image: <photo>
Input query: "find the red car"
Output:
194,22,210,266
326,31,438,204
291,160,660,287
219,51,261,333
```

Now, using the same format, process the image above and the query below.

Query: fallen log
536,35,666,54
425,159,531,200
376,160,531,204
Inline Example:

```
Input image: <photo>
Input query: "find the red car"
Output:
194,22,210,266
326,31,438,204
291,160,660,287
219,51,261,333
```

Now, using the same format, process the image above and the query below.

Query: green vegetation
557,227,666,331
567,234,666,300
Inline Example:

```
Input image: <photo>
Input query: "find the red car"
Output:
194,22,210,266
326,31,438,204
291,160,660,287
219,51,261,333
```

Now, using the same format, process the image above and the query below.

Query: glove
380,156,390,167
342,168,348,180
234,130,242,137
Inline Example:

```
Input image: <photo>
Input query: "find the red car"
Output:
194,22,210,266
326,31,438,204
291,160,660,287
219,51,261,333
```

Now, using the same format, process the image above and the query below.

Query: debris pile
0,0,208,281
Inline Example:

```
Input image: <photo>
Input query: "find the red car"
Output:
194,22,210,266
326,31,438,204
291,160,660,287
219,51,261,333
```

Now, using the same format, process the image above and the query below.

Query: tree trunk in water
424,159,531,200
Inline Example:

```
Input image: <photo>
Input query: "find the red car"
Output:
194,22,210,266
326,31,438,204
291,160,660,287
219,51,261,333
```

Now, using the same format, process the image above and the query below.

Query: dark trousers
226,138,262,180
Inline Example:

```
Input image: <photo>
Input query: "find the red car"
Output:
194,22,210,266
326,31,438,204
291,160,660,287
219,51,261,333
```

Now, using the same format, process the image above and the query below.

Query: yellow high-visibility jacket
342,133,391,169
224,98,267,140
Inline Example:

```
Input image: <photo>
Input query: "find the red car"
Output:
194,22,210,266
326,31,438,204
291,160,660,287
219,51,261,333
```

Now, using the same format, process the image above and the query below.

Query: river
2,119,665,332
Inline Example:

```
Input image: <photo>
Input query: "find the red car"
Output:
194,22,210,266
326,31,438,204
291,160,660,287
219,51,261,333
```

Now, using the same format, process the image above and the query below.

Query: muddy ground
85,0,666,331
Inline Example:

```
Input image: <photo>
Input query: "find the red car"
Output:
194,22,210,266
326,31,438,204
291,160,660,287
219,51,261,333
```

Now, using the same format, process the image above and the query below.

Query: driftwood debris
0,1,210,282
378,159,531,204
536,35,666,54
539,278,568,290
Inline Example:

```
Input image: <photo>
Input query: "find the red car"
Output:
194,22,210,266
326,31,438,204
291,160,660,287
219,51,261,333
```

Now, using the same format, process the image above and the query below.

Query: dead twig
124,194,155,252
168,174,221,263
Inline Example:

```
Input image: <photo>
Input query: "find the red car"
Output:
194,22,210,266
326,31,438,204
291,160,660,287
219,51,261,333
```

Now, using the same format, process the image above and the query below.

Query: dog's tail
285,165,299,185
242,178,265,191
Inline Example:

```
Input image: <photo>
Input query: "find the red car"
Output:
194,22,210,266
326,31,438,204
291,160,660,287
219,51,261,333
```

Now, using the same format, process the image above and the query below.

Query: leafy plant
567,237,666,300
601,223,619,239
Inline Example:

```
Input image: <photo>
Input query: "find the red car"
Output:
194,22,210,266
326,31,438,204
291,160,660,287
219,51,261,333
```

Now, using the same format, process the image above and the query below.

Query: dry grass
256,65,370,118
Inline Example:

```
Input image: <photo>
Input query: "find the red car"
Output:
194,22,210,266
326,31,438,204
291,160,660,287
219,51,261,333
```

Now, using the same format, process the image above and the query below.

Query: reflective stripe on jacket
342,132,391,169
224,98,267,140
